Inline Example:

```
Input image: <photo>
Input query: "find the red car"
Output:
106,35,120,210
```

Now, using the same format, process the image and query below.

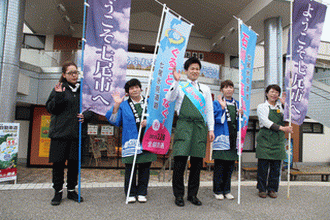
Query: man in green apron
256,84,293,199
166,57,215,207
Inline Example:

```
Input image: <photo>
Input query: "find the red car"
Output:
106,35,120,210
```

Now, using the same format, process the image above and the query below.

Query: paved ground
1,163,330,219
1,181,330,220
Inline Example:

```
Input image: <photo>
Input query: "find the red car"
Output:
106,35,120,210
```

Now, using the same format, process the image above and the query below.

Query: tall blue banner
239,23,257,149
284,0,327,125
82,0,131,116
142,11,192,155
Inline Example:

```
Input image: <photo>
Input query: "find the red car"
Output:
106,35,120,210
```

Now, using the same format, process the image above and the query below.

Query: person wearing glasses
46,61,90,206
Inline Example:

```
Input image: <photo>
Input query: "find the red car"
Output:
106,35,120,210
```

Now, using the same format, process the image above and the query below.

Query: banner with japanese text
239,23,257,149
0,123,19,182
82,0,131,116
284,0,327,125
142,11,192,154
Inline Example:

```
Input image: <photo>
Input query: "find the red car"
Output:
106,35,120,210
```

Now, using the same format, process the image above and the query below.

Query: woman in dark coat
46,61,88,206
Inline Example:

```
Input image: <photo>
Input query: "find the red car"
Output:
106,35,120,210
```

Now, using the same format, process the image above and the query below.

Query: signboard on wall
38,115,51,157
0,123,20,182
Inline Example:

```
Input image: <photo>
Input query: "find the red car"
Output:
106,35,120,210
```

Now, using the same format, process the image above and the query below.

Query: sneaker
224,193,235,200
67,190,84,202
127,196,136,203
51,191,63,206
268,191,277,198
258,192,267,198
214,194,225,200
137,195,147,203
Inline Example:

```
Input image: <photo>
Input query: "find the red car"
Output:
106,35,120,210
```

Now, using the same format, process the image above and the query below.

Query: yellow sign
39,115,51,157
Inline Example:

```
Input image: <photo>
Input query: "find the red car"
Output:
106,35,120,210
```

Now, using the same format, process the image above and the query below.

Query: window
302,122,323,134
242,119,259,152
230,56,239,69
23,34,46,50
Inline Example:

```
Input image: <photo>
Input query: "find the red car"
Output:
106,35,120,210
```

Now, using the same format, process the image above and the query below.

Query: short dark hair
59,61,77,82
265,84,281,99
125,78,142,93
184,57,202,70
220,80,234,90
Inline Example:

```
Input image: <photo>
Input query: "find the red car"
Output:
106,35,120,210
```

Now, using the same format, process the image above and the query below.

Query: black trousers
172,156,203,198
213,159,235,194
124,162,152,197
257,159,282,193
52,160,79,192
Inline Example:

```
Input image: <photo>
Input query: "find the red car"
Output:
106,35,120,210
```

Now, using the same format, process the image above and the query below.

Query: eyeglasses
66,71,79,76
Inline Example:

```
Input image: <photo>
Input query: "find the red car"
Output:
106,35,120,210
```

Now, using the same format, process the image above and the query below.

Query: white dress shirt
257,100,283,129
165,79,214,131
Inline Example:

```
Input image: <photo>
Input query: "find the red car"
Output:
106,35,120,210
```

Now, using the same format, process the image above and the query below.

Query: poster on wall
0,123,20,183
38,115,51,157
101,125,114,136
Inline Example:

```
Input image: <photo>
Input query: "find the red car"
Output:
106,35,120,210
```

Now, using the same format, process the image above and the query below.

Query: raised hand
54,82,65,92
111,91,125,114
217,94,226,110
279,92,286,105
111,91,125,105
172,66,181,81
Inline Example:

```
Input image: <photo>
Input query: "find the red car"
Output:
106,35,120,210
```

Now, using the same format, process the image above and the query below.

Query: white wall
303,125,330,163
253,45,265,81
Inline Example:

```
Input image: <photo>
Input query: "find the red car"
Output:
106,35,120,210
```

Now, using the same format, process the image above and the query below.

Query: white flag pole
287,0,294,200
125,0,194,204
237,17,243,205
125,2,167,204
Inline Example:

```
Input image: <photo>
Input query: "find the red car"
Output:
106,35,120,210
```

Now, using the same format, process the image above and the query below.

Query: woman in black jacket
46,61,88,206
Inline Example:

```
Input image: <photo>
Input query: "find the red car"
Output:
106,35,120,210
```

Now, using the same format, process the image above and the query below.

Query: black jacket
46,82,94,139
46,81,81,139
46,81,95,162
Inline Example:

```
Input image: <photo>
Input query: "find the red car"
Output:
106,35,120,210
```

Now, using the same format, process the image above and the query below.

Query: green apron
173,96,208,158
122,150,157,164
213,104,238,161
122,102,157,164
256,107,286,160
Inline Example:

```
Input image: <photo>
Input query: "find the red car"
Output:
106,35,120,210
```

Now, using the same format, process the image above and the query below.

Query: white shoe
137,195,147,203
214,194,225,200
127,196,136,203
225,193,235,200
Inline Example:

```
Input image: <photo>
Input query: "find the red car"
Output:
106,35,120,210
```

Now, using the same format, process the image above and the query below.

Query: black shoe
67,190,84,202
187,196,202,206
51,191,63,206
175,197,185,207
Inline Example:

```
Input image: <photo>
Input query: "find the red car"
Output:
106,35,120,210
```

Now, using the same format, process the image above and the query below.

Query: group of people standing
46,57,292,206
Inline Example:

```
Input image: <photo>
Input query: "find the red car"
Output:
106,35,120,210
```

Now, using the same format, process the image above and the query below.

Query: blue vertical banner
239,23,257,149
284,0,327,125
142,11,192,155
82,0,131,116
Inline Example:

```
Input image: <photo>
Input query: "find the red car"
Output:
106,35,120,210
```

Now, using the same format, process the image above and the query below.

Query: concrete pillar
264,17,283,89
0,0,8,77
0,0,26,122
